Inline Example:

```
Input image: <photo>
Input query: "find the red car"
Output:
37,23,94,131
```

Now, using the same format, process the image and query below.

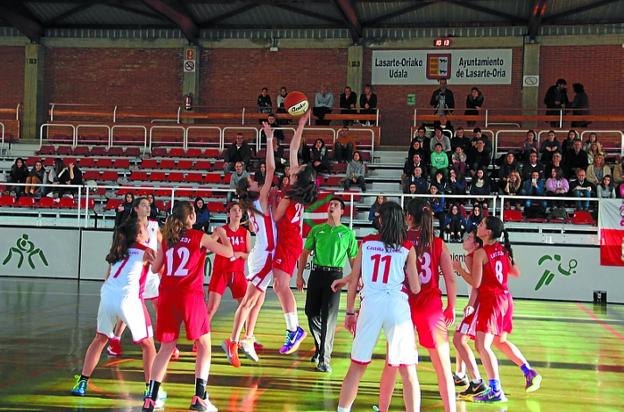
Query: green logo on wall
2,234,49,270
535,254,577,291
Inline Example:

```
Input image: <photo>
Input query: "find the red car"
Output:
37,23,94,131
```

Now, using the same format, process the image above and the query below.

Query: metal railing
39,123,77,147
111,125,148,152
76,124,111,147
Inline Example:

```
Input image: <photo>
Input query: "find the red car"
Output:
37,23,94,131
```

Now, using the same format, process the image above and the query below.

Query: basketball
284,91,309,117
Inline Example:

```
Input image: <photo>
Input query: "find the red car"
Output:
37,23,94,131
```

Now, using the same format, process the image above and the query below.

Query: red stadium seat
57,146,73,155
82,171,101,180
150,172,167,181
213,160,224,170
168,172,185,182
79,198,95,209
194,160,211,170
176,160,193,169
503,209,523,222
159,159,175,169
360,152,372,162
169,148,185,157
186,148,202,158
204,148,220,157
205,174,222,184
125,147,141,157
325,176,343,187
37,145,55,155
78,158,96,168
25,157,39,167
177,189,194,198
37,197,56,208
331,163,347,174
90,146,107,156
105,198,123,210
58,197,76,209
186,173,204,183
96,158,114,168
100,171,119,181
73,146,89,155
207,202,225,213
16,196,35,207
151,147,167,157
0,195,16,207
131,171,149,181
114,159,130,169
222,174,232,184
107,147,124,156
571,211,595,225
141,159,158,169
155,200,167,211
154,189,172,197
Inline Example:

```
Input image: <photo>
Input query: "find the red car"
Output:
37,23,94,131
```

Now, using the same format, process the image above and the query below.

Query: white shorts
246,249,273,293
142,272,160,300
351,293,418,367
97,290,153,343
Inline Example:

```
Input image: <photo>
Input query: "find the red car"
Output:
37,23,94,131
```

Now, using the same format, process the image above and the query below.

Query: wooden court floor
1,277,623,412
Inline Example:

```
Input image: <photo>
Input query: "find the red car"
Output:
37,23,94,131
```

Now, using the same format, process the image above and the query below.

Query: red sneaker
221,338,241,367
106,337,122,357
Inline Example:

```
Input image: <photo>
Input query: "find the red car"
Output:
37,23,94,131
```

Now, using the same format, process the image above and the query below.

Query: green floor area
1,278,623,411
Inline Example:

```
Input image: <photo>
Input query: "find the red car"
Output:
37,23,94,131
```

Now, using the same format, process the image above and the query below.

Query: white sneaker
240,337,260,362
156,389,167,409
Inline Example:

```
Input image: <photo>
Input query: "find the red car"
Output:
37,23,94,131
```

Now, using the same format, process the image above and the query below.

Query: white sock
455,372,466,379
472,378,482,384
337,407,350,412
284,312,299,331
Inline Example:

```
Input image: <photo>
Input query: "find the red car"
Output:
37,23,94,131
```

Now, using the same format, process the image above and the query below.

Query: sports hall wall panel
0,46,24,107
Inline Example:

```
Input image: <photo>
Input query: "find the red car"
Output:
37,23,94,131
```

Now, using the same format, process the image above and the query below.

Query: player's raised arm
289,110,311,170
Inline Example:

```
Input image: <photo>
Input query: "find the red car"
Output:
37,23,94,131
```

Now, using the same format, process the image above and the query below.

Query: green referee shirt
304,223,358,268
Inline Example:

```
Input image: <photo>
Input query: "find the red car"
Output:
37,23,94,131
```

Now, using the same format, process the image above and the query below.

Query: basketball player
337,201,421,412
142,201,233,412
71,217,156,399
376,198,457,412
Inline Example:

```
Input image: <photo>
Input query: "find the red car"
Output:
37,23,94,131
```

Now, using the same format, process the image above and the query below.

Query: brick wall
0,46,24,108
44,48,182,108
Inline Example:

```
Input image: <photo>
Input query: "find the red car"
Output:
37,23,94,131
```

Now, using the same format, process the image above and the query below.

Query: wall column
346,45,363,95
23,44,46,140
182,45,201,123
521,41,540,128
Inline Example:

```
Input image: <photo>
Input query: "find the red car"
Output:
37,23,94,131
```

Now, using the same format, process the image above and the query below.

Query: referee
296,197,358,373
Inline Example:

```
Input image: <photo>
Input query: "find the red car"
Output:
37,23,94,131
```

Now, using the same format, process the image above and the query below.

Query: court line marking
576,303,624,341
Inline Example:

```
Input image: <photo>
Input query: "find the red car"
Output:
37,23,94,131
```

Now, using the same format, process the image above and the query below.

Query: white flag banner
598,199,624,266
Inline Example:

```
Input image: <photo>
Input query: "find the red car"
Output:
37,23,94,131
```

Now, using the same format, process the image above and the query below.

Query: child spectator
8,157,28,195
597,175,616,199
432,170,448,194
343,151,366,192
192,197,211,233
430,143,449,177
447,168,466,195
451,146,467,175
445,203,466,242
25,160,45,196
586,153,611,185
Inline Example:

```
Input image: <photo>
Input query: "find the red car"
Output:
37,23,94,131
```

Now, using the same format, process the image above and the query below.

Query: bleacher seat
79,158,96,168
83,171,100,180
79,198,95,209
187,148,202,157
17,197,35,207
168,172,185,182
207,202,225,213
160,159,175,169
100,171,119,181
37,145,55,155
151,147,167,157
187,173,204,183
57,146,73,155
125,147,141,157
132,171,149,181
141,159,158,169
105,198,123,210
58,197,76,209
107,147,124,156
204,148,220,157
195,160,211,170
73,147,89,155
90,147,107,156
0,195,16,206
150,172,167,181
504,209,523,222
169,148,185,157
176,160,193,169
325,176,343,187
114,159,130,169
205,174,221,184
571,211,595,225
97,158,114,168
37,197,56,208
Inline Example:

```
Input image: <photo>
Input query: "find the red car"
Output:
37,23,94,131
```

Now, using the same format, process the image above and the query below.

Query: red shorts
457,304,478,340
475,292,509,336
156,291,210,343
409,292,448,349
273,236,302,275
503,294,513,334
208,270,247,299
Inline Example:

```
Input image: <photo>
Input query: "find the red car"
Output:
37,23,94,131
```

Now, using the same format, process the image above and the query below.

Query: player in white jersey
222,121,277,367
70,217,157,398
337,202,421,412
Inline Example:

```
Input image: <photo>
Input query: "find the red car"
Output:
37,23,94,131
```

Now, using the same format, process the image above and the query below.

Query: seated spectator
503,170,522,209
562,129,578,154
445,203,466,242
613,156,623,186
368,195,385,230
146,193,159,220
405,166,429,194
430,143,449,177
545,152,564,180
313,84,334,125
569,168,594,211
564,140,589,177
430,126,452,154
25,160,45,196
278,175,290,191
447,169,466,195
431,170,448,193
43,158,64,197
451,146,467,175
451,127,471,154
228,161,249,202
465,205,483,232
58,160,83,197
545,167,569,198
540,130,561,164
470,128,492,156
433,113,454,135
467,139,490,177
193,197,211,233
521,151,544,180
115,193,135,227
403,153,427,181
359,84,377,125
407,182,418,195
597,175,616,199
260,114,285,145
412,126,430,156
340,86,357,126
310,138,330,173
255,162,267,186
429,184,446,234
224,133,252,174
408,138,426,162
334,128,356,163
521,170,547,209
8,157,28,195
519,130,538,162
465,87,484,126
583,131,598,152
469,168,491,197
498,152,519,191
586,153,611,185
586,142,605,165
257,87,272,116
343,151,366,192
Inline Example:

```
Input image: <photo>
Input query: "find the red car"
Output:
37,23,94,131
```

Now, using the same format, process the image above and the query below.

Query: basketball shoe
190,394,218,411
279,326,306,355
222,338,241,367
70,375,87,396
106,337,122,357
524,369,542,393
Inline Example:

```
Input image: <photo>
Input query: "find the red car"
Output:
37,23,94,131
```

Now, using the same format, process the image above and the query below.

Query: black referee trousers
304,268,342,364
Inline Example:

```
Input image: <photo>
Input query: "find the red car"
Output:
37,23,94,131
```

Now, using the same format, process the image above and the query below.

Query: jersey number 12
166,247,190,277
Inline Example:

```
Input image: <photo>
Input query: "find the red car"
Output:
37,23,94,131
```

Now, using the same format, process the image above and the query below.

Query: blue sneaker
279,327,306,355
473,388,508,403
70,375,87,396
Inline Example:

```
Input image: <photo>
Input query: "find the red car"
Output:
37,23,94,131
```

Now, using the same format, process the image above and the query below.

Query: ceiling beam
444,0,527,23
141,0,199,43
199,3,259,27
363,1,439,26
47,1,102,25
0,1,44,42
542,0,620,23
273,4,344,25
106,1,168,21
527,0,548,40
331,0,361,43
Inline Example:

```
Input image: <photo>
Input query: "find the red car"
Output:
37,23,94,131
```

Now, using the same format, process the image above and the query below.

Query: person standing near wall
296,197,358,373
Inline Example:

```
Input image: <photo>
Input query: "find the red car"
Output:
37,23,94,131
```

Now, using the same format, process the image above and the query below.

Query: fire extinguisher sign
184,60,196,73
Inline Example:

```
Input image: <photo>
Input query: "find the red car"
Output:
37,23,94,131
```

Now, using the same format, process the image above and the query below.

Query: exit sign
434,38,451,48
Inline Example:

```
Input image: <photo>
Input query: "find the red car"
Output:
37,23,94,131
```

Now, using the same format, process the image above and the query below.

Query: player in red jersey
142,201,233,412
272,110,318,355
376,198,457,412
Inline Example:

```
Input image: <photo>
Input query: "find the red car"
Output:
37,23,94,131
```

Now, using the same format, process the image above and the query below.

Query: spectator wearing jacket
445,203,466,242
569,168,595,211
8,157,28,195
521,170,546,209
192,197,211,233
430,78,455,115
343,151,366,192
224,133,252,174
25,160,45,196
586,154,611,185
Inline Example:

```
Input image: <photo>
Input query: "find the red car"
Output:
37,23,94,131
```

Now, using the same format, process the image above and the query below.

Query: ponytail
502,229,514,264
236,177,263,216
163,201,194,248
405,198,434,256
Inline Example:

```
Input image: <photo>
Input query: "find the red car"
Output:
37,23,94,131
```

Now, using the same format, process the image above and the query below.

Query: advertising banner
598,199,624,266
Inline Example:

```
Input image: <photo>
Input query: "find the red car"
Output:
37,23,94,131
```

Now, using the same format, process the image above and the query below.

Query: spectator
521,151,544,180
368,195,385,230
430,126,452,153
451,127,471,154
407,182,418,195
498,152,519,191
430,78,455,114
433,113,454,135
544,78,569,127
597,175,616,198
562,129,578,154
408,139,426,163
334,128,356,163
257,87,272,116
445,203,466,242
540,130,561,164
255,162,267,186
447,168,466,195
313,84,334,125
405,166,429,194
586,154,611,185
520,130,538,162
359,84,377,125
503,170,523,209
192,197,211,233
465,205,483,232
224,133,252,174
343,151,366,192
469,168,491,197
545,167,569,198
339,86,357,126
311,138,330,173
471,127,492,156
465,87,484,126
586,142,605,165
260,114,285,145
467,139,490,176
432,170,448,193
412,126,429,148
403,153,427,187
58,160,83,197
8,157,28,195
278,174,290,191
570,168,594,211
570,83,590,128
43,158,64,197
545,152,565,179
276,86,289,124
115,193,135,227
25,160,45,196
429,184,446,234
583,132,598,152
521,170,547,209
613,156,623,186
564,139,589,177
146,193,159,220
228,161,249,202
430,143,449,177
451,146,467,175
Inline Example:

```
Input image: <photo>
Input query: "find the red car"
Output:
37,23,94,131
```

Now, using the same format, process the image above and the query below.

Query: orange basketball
284,91,309,117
